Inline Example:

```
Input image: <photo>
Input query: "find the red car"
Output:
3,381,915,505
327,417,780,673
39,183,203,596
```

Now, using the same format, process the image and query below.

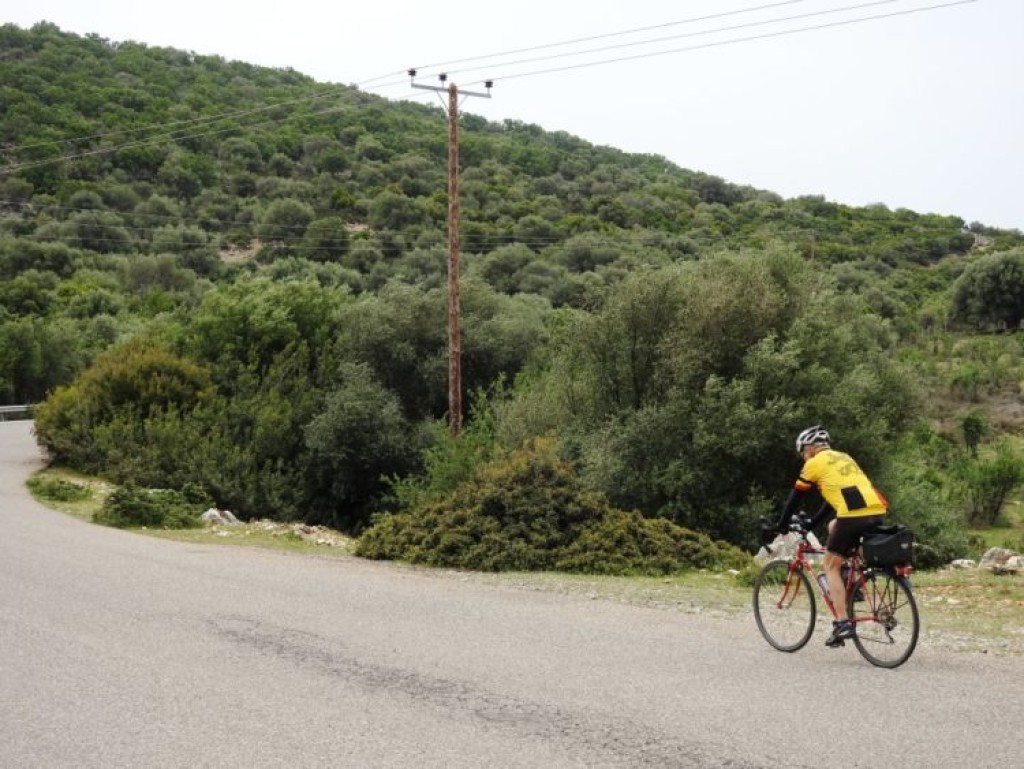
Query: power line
364,1,973,92
466,0,978,85
351,1,811,88
409,0,809,73
426,0,906,80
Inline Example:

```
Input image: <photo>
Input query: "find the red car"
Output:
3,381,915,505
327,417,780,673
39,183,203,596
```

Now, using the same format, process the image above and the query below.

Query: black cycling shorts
826,515,885,556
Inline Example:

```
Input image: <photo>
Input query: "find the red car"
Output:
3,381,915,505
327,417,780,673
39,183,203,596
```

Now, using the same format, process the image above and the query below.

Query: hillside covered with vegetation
4,23,1024,571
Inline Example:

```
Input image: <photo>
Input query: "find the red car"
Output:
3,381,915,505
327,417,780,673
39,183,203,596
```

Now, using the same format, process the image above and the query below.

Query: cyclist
776,426,888,647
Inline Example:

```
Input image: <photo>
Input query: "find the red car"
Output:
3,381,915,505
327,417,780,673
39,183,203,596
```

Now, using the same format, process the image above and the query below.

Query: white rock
979,547,1022,575
979,546,1019,568
755,532,801,564
201,508,241,526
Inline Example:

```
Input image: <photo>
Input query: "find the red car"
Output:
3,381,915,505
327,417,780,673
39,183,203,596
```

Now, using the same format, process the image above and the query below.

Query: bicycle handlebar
758,513,822,553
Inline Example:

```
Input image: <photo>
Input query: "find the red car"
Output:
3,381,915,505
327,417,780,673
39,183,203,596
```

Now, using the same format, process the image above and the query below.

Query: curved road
1,420,1020,768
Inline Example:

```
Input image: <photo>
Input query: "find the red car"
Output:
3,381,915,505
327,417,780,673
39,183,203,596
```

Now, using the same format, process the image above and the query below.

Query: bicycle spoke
850,570,919,668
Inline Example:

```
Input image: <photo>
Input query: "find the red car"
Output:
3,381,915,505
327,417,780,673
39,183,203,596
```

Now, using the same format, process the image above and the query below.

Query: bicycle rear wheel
753,560,816,652
849,569,919,668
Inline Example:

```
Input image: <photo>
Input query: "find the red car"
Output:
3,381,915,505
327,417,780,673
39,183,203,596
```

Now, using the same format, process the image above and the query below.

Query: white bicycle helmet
795,425,831,455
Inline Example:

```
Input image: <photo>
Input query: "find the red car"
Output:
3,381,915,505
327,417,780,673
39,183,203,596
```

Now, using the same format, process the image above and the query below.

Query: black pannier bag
861,524,914,567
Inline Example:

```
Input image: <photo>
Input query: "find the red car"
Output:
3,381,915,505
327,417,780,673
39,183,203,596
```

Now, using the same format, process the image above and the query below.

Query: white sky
6,0,1023,230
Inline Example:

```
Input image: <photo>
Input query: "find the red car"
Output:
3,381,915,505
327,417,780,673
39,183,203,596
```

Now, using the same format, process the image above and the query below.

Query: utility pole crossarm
407,69,493,99
410,82,492,99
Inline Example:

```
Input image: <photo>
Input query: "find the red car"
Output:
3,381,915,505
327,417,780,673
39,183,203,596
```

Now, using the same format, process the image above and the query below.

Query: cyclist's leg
822,549,847,618
823,517,881,646
823,519,860,621
825,515,884,619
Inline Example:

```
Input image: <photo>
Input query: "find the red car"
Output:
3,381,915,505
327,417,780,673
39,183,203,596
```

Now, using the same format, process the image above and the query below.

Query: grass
141,520,352,555
26,466,351,556
968,501,1024,552
26,467,114,522
911,569,1024,654
25,466,1024,656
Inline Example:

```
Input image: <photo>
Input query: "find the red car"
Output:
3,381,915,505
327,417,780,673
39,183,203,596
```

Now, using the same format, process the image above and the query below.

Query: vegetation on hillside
4,23,1024,570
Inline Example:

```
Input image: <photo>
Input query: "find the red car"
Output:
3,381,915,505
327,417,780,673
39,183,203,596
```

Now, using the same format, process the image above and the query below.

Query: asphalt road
1,420,1020,768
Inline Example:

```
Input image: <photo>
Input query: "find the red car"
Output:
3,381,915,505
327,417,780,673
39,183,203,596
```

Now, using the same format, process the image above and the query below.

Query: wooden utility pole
410,71,491,436
446,83,462,437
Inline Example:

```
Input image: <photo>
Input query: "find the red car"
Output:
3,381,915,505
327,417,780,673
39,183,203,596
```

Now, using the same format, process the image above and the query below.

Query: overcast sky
6,0,1023,230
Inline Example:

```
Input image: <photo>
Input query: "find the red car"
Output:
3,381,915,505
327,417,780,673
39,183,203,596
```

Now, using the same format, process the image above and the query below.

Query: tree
961,410,987,456
367,191,431,231
184,276,350,377
951,248,1024,330
960,441,1024,527
151,224,219,275
256,198,315,253
65,210,133,253
474,243,534,293
0,316,83,403
303,362,417,529
301,217,350,263
33,337,212,469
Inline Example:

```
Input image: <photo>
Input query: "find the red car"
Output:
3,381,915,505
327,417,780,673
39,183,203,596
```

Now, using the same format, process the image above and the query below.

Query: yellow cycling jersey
794,449,887,518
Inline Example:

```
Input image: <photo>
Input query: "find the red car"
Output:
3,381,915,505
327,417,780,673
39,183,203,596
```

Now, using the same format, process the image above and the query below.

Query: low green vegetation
25,468,111,521
94,483,208,529
357,437,751,574
26,475,94,503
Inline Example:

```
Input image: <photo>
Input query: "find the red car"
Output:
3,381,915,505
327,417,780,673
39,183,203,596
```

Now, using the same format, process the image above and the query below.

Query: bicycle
752,517,920,668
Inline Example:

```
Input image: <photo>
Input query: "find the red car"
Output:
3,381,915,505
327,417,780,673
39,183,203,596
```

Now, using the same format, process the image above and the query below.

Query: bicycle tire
753,559,816,652
849,569,919,668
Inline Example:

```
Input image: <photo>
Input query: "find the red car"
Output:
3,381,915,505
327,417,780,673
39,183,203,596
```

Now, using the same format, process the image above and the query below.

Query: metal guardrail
0,404,34,421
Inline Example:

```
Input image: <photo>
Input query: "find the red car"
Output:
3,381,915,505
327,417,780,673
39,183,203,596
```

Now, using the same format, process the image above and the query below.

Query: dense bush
950,248,1024,330
95,484,206,529
33,337,213,471
958,441,1024,527
356,438,751,575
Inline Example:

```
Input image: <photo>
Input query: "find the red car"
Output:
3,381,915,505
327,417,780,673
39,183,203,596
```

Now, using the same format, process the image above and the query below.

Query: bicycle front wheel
753,560,816,652
850,569,919,668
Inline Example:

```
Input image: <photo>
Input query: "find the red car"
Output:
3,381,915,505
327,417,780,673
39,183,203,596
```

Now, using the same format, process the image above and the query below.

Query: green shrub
387,385,504,510
960,410,987,456
95,484,204,529
33,337,213,470
884,474,969,569
26,476,93,503
357,437,751,575
960,441,1024,527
